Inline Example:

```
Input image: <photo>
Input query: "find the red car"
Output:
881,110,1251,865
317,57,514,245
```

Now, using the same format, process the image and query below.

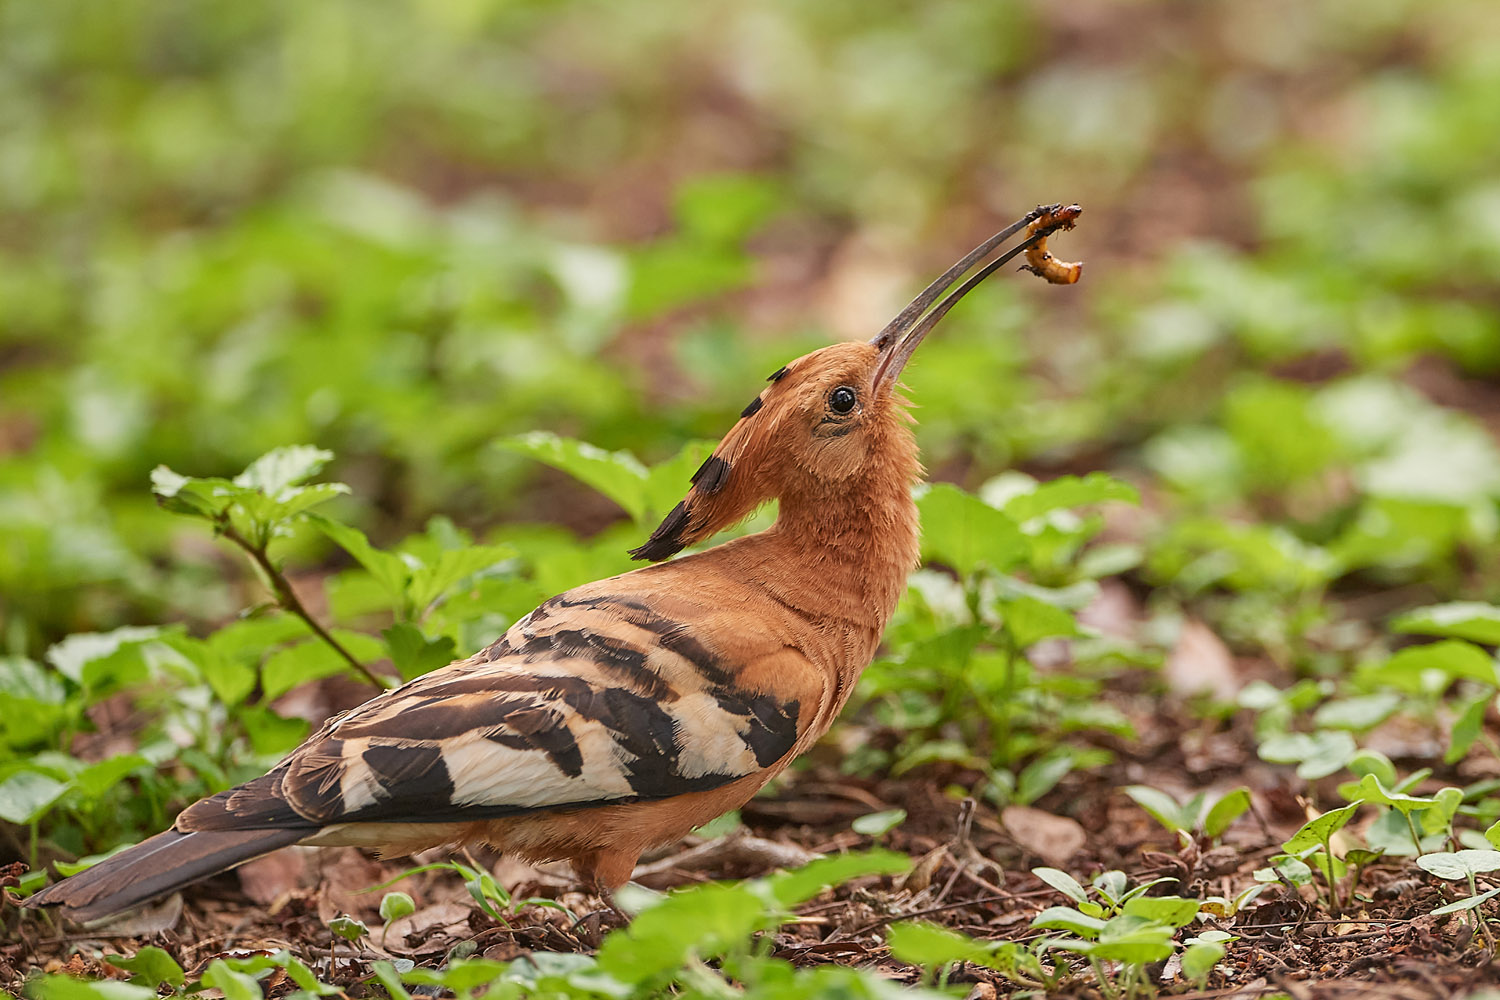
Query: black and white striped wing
254,596,807,826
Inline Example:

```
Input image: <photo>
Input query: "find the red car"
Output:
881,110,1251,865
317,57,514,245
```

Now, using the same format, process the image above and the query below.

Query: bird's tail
21,827,306,922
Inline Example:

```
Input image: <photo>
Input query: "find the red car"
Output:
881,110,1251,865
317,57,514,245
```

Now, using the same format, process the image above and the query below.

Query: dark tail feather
22,826,307,922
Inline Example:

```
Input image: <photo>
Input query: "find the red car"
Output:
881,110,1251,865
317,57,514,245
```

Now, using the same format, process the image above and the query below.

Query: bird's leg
596,883,629,926
569,851,635,941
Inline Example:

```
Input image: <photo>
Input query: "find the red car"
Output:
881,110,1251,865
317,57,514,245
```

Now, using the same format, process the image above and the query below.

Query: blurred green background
5,0,1500,657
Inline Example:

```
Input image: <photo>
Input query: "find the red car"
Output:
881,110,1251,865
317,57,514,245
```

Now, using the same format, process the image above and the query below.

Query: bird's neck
755,429,922,631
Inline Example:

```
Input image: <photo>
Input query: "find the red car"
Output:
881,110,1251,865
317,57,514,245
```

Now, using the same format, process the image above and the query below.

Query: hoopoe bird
25,205,1082,922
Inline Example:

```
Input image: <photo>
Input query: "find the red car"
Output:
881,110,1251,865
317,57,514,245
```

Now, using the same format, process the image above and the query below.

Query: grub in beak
871,203,1084,395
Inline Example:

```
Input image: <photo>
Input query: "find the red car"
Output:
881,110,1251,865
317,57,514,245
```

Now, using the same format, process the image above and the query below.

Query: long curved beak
870,205,1070,395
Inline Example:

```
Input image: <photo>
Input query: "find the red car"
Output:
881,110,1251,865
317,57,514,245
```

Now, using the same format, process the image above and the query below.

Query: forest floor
7,681,1499,1000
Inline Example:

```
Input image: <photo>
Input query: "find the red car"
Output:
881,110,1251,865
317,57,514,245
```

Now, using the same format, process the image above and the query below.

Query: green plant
858,472,1143,802
1418,849,1500,948
1023,867,1212,998
1123,784,1252,845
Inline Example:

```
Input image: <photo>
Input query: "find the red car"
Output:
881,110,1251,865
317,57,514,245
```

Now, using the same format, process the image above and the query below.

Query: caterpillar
1020,203,1084,285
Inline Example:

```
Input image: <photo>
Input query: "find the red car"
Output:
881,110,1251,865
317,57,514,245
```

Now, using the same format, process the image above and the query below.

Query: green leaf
1364,807,1443,856
54,842,134,877
1124,785,1191,834
1015,748,1080,805
1371,640,1499,690
261,640,352,701
1119,877,1178,904
1031,906,1107,936
1199,884,1266,918
1432,886,1500,914
1422,787,1464,835
46,626,163,684
673,173,782,244
1415,850,1500,880
163,634,257,707
1091,914,1175,963
1307,850,1347,883
405,544,517,613
0,656,65,705
308,515,413,603
1203,788,1252,838
1313,693,1401,731
1392,603,1500,646
1181,940,1226,980
463,866,510,920
238,704,310,755
499,432,649,522
887,921,1009,970
371,961,414,1000
998,596,1082,649
852,809,906,837
627,239,750,320
1345,848,1385,868
1031,867,1089,904
1352,774,1435,815
150,466,249,519
329,915,368,942
380,891,416,924
1282,801,1362,853
1346,749,1399,788
691,810,742,840
765,850,910,908
31,977,160,1000
1092,870,1128,904
72,754,150,799
1447,693,1491,765
271,952,340,996
263,631,383,700
916,483,1027,576
1254,855,1313,885
235,446,335,496
1257,729,1357,779
207,615,308,661
1122,895,1200,927
262,482,351,520
1486,819,1500,850
1001,473,1140,523
104,947,186,989
0,769,68,824
203,960,265,1000
596,882,765,984
383,624,457,681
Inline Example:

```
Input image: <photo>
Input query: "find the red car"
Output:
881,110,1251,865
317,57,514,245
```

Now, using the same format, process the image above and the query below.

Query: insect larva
1019,203,1084,285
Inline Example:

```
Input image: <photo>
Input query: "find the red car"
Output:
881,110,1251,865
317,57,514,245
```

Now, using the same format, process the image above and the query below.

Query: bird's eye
829,386,857,414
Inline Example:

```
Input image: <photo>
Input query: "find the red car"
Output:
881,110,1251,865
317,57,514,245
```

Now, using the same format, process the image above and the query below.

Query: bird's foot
571,894,628,947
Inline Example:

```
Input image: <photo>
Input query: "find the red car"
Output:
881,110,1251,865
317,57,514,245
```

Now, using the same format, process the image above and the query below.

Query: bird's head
631,206,1075,561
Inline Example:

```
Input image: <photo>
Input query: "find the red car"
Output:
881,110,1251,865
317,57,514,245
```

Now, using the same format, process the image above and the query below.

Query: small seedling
1123,784,1252,844
379,891,416,948
1418,849,1500,949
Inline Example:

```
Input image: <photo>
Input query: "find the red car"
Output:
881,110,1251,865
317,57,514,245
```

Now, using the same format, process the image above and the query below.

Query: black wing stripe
262,592,809,826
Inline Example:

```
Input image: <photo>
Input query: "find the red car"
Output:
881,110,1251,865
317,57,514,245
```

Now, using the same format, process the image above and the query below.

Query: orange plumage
24,204,1081,921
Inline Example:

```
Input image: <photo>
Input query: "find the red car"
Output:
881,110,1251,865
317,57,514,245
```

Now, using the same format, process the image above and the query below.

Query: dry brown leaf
313,848,386,924
1165,619,1240,700
1078,580,1141,639
382,902,474,956
1000,805,1087,868
896,844,949,894
237,847,308,906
